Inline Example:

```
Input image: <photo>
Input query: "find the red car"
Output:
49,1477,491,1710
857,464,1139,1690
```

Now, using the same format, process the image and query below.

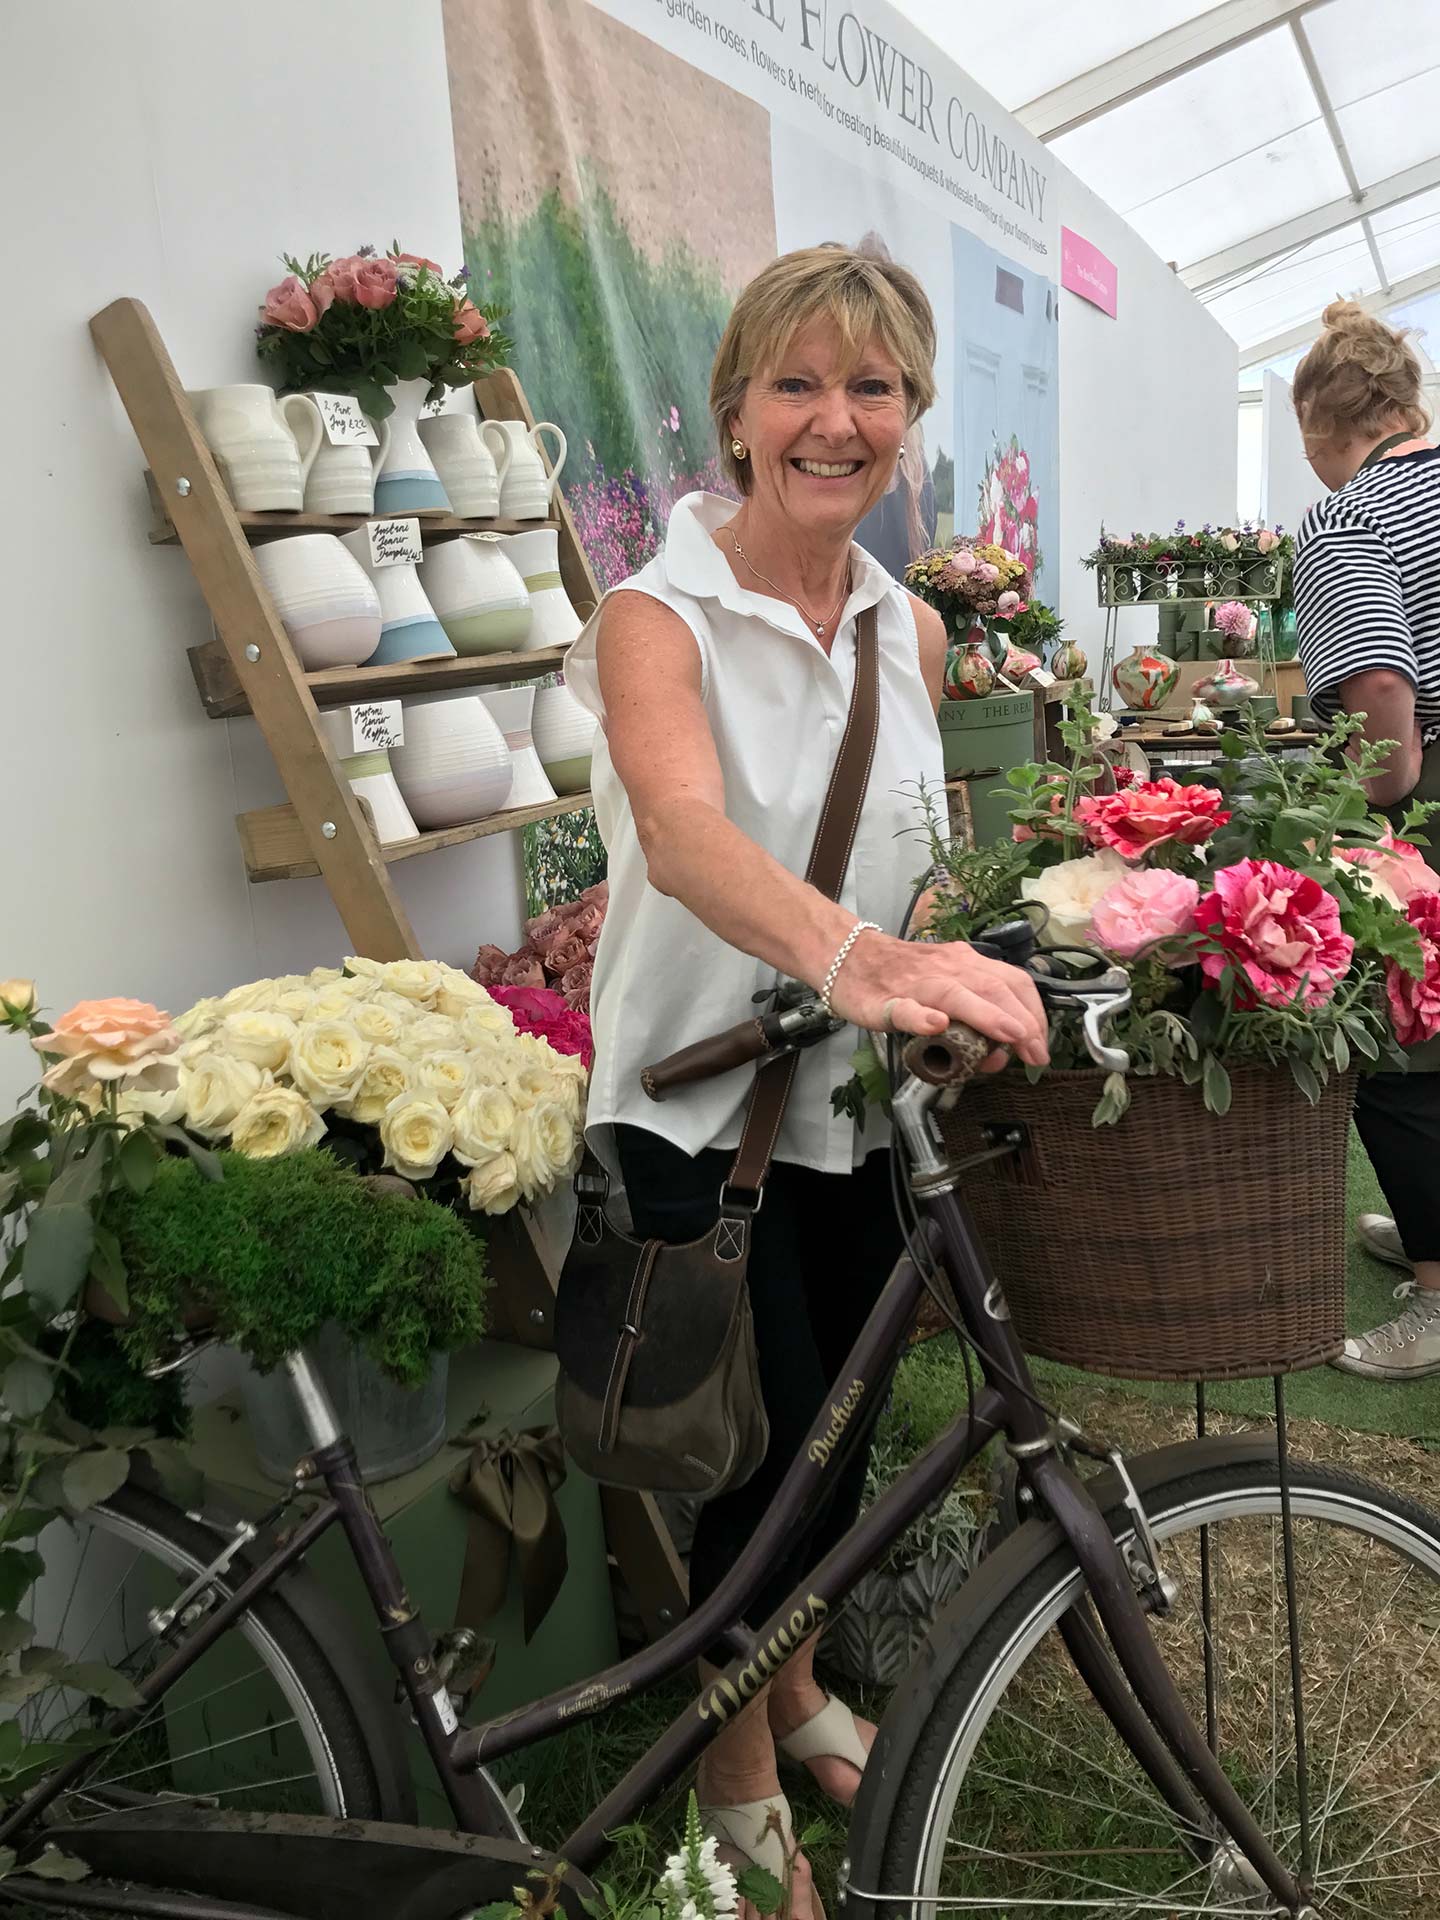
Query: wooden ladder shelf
90,297,685,1639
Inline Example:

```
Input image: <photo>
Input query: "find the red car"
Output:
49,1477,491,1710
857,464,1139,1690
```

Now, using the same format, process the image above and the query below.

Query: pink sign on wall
1061,226,1118,319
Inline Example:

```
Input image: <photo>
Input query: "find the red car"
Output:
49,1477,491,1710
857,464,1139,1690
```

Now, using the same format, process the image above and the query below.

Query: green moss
107,1151,488,1384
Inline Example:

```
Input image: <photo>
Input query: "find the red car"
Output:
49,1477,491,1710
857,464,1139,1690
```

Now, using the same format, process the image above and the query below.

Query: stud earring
731,438,748,461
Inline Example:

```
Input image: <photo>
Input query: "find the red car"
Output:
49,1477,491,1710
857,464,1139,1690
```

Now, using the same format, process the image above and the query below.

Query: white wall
0,0,525,1109
1261,368,1323,534
1054,169,1239,669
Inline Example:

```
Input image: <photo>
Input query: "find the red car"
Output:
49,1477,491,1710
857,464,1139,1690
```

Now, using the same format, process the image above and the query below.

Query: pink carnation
1089,870,1201,959
1385,891,1440,1046
1197,860,1354,1011
1076,778,1229,860
1336,831,1440,908
486,984,594,1068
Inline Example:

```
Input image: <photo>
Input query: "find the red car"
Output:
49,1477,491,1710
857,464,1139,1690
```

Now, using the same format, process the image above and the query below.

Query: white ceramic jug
339,527,453,667
483,420,566,521
531,676,597,795
188,385,321,511
314,706,418,844
372,378,452,516
287,392,392,516
417,414,502,519
252,534,382,669
422,535,532,655
389,693,514,829
478,685,556,809
499,528,581,652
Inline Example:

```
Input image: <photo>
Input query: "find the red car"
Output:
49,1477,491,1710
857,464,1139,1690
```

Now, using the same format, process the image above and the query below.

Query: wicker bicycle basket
937,1065,1355,1382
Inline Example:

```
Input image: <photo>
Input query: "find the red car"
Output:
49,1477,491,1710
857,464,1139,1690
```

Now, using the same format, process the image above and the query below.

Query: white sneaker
1333,1283,1440,1380
1355,1212,1413,1271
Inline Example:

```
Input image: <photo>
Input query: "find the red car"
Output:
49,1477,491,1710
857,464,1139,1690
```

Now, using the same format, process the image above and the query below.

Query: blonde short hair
1292,298,1431,446
710,246,938,495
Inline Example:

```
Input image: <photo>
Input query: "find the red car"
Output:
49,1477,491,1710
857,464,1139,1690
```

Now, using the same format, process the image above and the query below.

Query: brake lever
1029,965,1133,1074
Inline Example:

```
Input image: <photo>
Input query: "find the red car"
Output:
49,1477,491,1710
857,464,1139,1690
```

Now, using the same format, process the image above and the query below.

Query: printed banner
1061,225,1118,318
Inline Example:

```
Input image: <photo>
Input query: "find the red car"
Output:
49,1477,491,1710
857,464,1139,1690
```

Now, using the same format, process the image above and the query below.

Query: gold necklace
727,530,851,638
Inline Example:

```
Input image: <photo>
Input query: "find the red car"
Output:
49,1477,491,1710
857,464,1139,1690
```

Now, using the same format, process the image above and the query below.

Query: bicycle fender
838,1430,1280,1913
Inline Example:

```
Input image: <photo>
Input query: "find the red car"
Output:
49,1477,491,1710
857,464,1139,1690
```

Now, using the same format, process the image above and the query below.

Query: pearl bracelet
819,920,883,1016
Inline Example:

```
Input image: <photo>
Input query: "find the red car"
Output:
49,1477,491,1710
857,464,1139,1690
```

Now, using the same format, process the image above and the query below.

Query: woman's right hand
829,930,1050,1068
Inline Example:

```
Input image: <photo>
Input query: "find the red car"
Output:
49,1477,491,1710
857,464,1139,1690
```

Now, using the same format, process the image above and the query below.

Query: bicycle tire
854,1447,1440,1918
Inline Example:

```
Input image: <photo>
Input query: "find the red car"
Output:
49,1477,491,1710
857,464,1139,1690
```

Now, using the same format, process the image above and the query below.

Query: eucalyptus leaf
1290,1059,1322,1105
1202,1054,1232,1117
1332,1030,1350,1073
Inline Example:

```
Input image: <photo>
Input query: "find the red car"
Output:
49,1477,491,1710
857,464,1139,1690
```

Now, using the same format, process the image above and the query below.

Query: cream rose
337,1045,413,1125
464,1150,522,1214
219,978,280,1015
117,1080,188,1128
230,1083,326,1158
309,966,344,987
436,970,493,1019
352,997,407,1048
307,980,373,1021
511,1098,576,1198
173,996,224,1042
274,987,318,1022
417,1050,472,1110
451,1083,517,1166
1020,849,1130,948
458,1002,515,1046
380,1092,453,1180
507,1062,552,1111
289,1019,369,1107
181,1050,264,1137
221,1010,297,1072
0,979,36,1017
370,960,444,1005
401,1012,464,1057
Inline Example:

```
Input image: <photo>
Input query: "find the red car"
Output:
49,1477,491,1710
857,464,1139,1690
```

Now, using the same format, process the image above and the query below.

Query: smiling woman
560,247,1048,1919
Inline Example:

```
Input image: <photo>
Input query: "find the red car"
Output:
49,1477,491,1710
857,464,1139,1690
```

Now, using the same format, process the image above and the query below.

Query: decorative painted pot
314,706,418,843
388,693,514,829
478,684,557,809
339,527,453,666
1001,643,1043,680
943,642,996,701
1194,658,1259,711
531,678,597,794
1051,640,1088,679
285,392,391,516
422,535,532,655
372,377,452,516
498,527,582,652
483,419,567,521
188,384,321,511
1112,645,1179,711
252,534,382,670
417,413,502,519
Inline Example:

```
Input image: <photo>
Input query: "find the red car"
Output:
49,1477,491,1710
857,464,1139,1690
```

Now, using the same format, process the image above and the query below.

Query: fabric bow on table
449,1425,569,1643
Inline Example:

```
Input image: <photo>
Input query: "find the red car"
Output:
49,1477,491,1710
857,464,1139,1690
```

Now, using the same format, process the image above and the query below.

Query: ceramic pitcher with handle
187,385,321,511
483,420,566,520
417,414,502,519
286,392,392,516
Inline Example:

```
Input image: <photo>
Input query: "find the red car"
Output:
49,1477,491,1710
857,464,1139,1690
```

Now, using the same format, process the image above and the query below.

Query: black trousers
1353,1071,1440,1262
615,1126,903,1652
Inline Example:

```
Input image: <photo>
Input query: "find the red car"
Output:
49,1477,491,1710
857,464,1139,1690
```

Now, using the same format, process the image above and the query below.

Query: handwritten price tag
312,393,378,447
366,517,423,569
349,701,404,754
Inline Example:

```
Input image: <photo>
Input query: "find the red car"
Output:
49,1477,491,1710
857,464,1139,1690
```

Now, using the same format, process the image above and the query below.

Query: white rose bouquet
152,959,588,1214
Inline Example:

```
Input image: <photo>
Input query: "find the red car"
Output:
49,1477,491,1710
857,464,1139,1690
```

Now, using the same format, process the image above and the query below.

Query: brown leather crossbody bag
553,606,881,1495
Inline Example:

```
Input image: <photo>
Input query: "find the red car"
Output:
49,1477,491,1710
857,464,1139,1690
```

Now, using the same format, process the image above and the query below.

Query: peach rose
262,275,317,332
34,998,180,1097
314,255,364,304
1256,528,1279,554
453,300,490,346
353,259,399,310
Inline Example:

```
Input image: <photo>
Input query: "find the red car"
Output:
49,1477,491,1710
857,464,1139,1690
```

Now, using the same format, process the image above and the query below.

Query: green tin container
938,692,1035,847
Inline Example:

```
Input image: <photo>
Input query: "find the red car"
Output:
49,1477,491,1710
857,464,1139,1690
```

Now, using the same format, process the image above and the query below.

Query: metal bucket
240,1323,449,1484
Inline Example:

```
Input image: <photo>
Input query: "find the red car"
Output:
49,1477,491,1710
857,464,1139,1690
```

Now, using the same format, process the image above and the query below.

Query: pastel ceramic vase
417,414,502,518
372,378,452,516
388,693,514,829
188,385,321,511
943,642,995,701
339,527,453,667
1001,643,1043,680
1112,646,1180,712
478,685,558,808
314,706,418,844
422,535,532,655
286,391,390,516
252,534,382,670
1193,659,1259,711
531,678,597,794
483,419,566,520
1051,640,1088,679
499,527,582,652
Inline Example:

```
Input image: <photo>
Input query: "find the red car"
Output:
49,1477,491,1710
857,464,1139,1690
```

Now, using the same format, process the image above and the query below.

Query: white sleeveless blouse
565,492,946,1175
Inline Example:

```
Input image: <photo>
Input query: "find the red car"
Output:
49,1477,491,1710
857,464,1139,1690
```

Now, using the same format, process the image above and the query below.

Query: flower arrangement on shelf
844,700,1440,1125
905,537,1031,638
1082,521,1292,605
976,435,1042,578
1083,522,1291,569
473,881,606,1015
257,243,512,418
1211,600,1259,650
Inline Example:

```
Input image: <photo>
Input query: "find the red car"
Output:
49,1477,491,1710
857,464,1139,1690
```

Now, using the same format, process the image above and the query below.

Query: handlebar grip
641,1018,774,1101
900,1022,994,1090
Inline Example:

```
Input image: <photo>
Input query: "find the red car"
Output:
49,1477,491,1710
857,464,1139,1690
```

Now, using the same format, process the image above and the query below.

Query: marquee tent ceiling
897,0,1440,367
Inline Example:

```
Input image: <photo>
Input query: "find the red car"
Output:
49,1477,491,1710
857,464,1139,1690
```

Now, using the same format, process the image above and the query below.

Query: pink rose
501,950,546,988
1076,778,1229,860
1256,528,1279,554
951,549,977,574
453,300,491,346
1386,892,1440,1045
487,984,565,1027
977,562,1000,584
1336,831,1440,908
1090,870,1201,959
313,255,364,304
545,933,589,978
996,590,1021,618
1197,860,1354,1011
353,259,399,310
470,943,510,986
261,275,317,332
34,996,180,1098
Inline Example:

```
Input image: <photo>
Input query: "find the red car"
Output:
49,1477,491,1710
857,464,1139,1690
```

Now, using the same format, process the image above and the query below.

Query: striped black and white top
1294,448,1440,744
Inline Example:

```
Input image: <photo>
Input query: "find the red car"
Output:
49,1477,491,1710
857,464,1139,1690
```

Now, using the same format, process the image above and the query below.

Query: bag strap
724,602,881,1202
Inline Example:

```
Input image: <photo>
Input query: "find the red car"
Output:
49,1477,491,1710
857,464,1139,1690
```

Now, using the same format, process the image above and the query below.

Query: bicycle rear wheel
866,1452,1440,1917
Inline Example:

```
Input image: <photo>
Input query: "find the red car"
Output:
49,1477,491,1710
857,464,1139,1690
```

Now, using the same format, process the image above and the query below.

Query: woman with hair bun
1293,298,1440,1378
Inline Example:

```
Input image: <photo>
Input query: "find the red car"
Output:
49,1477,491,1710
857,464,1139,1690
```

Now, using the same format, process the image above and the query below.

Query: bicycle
2,946,1438,1919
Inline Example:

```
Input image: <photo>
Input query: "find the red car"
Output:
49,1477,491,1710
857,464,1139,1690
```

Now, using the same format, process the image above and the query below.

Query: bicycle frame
2,1116,1310,1916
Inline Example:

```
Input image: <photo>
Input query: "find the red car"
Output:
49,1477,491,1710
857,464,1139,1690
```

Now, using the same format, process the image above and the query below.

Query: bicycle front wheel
868,1451,1440,1917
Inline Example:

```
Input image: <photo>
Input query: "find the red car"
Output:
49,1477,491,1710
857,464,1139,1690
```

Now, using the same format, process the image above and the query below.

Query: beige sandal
699,1792,795,1883
775,1695,870,1787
